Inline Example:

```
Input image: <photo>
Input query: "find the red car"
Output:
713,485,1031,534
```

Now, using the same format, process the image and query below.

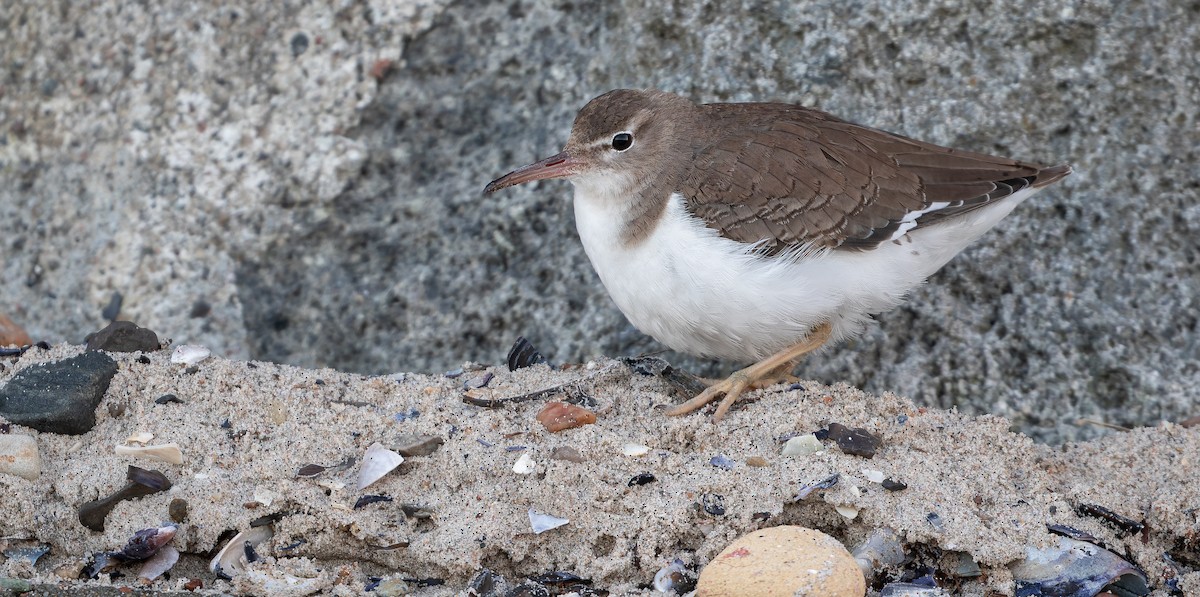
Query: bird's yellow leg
665,322,832,423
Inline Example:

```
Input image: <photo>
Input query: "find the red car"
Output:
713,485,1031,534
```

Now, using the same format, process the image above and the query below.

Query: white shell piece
835,504,860,520
170,344,211,365
782,434,824,456
317,479,345,491
125,432,154,444
357,443,404,490
622,443,651,457
253,487,281,507
138,545,179,581
512,452,535,474
114,443,184,465
862,469,886,483
0,434,41,481
528,508,569,534
242,569,324,595
209,525,273,576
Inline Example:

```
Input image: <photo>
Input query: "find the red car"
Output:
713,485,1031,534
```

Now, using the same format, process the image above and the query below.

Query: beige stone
696,526,865,597
0,434,41,481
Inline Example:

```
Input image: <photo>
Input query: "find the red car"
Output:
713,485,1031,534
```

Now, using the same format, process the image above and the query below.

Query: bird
484,89,1070,423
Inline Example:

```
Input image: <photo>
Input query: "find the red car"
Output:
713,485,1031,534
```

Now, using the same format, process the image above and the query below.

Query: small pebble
168,498,189,523
861,469,885,483
745,456,769,467
701,493,725,516
782,434,824,456
628,473,656,486
154,393,183,405
710,454,735,470
695,526,865,597
882,478,907,491
0,314,33,347
549,446,585,463
536,401,597,432
826,423,881,458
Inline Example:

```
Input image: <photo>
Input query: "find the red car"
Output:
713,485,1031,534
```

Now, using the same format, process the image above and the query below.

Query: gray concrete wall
3,0,1197,442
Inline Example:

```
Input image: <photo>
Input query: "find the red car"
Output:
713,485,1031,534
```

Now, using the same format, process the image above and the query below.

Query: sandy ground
1,342,1197,595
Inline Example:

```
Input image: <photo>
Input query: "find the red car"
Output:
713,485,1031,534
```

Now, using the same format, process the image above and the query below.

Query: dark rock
189,300,211,318
826,422,882,458
101,291,123,321
0,351,118,434
84,321,160,353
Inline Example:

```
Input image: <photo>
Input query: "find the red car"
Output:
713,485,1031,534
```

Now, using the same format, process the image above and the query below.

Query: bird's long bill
483,151,575,193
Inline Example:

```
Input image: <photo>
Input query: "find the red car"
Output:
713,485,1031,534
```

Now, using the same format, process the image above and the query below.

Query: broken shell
794,473,839,501
513,452,536,474
115,442,184,465
528,508,569,534
113,525,178,561
394,434,444,457
622,443,651,457
852,527,907,580
209,524,274,578
78,466,173,531
1010,537,1150,597
835,504,860,520
653,558,697,594
125,431,154,444
880,582,949,596
3,544,51,566
507,336,547,371
782,433,824,456
357,443,404,490
536,401,597,432
0,433,41,481
170,344,211,365
862,469,885,483
138,545,179,581
354,495,393,510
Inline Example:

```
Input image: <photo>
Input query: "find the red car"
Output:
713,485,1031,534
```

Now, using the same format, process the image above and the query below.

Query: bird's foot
663,322,833,424
664,369,757,423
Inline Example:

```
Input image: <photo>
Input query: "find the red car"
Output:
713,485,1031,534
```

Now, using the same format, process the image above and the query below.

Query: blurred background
2,0,1197,443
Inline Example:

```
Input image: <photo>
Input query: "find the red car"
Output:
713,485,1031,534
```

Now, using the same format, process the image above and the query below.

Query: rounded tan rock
696,525,865,597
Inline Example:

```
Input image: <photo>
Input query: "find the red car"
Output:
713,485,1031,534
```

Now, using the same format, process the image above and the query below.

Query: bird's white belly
573,191,1032,362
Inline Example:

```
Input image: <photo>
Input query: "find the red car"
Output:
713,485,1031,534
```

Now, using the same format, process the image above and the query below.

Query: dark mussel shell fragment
1010,537,1150,597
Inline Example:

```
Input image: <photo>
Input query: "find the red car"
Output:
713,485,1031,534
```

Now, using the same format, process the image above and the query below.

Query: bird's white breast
572,187,1037,363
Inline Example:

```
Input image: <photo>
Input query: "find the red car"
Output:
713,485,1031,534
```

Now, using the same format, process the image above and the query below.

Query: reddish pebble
536,401,597,432
184,578,203,591
0,314,32,347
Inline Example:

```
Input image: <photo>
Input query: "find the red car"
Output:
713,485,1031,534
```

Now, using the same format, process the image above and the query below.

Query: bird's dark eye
611,132,633,151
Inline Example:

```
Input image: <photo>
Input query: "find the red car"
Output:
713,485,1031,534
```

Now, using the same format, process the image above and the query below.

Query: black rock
826,422,882,458
84,321,160,353
101,291,123,321
0,351,118,434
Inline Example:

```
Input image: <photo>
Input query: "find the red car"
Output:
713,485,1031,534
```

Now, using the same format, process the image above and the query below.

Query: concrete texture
2,0,1198,442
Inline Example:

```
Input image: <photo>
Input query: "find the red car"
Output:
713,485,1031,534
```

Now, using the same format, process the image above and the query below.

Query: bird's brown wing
680,103,1071,254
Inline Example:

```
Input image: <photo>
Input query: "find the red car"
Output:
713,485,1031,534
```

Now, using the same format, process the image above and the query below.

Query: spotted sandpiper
485,89,1070,423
